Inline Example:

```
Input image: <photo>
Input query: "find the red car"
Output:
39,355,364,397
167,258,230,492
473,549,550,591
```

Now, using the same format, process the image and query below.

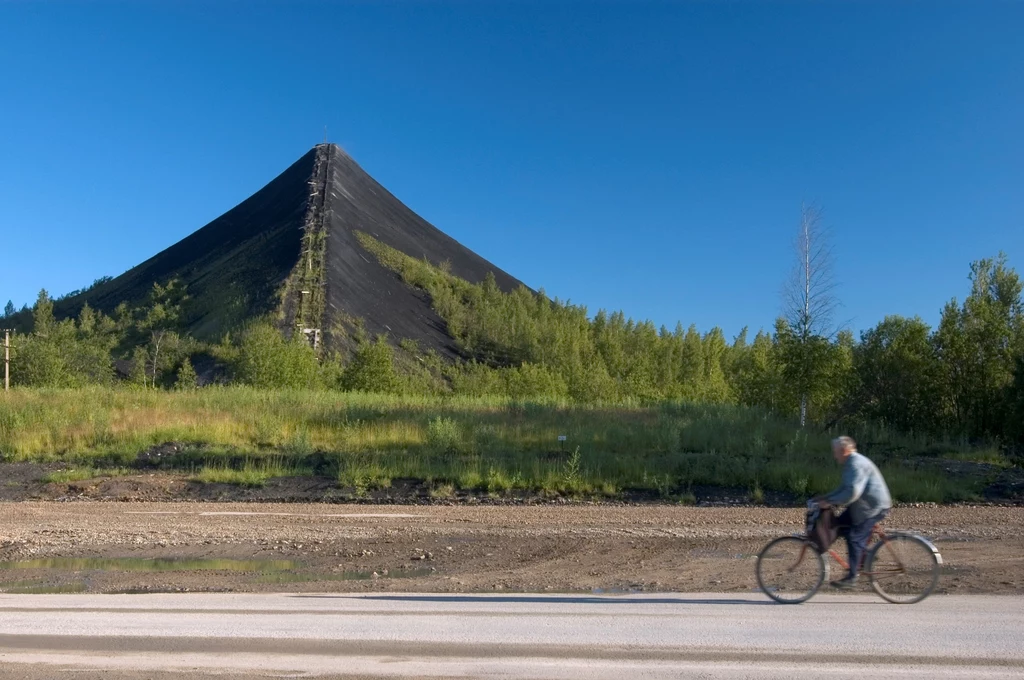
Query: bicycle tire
756,535,827,604
867,533,941,604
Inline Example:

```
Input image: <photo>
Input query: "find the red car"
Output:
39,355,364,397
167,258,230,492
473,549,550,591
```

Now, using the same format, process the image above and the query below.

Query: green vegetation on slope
355,233,1024,449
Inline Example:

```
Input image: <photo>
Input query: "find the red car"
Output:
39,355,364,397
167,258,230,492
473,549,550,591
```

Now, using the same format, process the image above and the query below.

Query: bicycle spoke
868,534,939,604
756,536,826,604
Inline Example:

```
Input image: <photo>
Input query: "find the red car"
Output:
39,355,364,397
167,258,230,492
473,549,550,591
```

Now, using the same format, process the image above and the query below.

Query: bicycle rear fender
885,531,943,564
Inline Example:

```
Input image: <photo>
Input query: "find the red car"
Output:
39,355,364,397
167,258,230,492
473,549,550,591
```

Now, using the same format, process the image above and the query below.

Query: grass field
0,387,1009,502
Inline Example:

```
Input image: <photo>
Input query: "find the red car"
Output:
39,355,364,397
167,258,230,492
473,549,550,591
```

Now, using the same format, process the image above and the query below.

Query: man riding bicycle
814,436,892,590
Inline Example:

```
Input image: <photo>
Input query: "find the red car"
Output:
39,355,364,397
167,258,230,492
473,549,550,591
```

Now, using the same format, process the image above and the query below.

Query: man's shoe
830,576,858,590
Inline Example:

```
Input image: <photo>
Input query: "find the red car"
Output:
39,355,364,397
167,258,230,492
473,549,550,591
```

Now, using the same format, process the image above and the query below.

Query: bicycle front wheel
756,536,827,604
867,534,940,604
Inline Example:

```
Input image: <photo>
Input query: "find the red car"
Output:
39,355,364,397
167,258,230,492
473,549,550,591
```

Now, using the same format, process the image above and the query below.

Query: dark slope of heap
56,143,525,356
55,149,317,339
319,144,524,356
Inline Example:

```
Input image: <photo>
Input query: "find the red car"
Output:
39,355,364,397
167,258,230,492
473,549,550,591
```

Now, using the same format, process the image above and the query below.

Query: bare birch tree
781,203,840,426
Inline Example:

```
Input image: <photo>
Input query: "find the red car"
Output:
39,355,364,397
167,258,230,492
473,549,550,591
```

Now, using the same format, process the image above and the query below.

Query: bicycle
755,502,943,604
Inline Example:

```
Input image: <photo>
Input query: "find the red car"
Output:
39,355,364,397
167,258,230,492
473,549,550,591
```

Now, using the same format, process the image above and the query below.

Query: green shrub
341,336,400,393
427,417,463,453
449,361,505,397
175,359,198,390
504,363,569,399
233,322,320,389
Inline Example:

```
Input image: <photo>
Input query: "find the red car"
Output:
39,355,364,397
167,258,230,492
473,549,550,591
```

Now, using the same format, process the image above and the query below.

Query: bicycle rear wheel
867,533,940,604
756,536,827,604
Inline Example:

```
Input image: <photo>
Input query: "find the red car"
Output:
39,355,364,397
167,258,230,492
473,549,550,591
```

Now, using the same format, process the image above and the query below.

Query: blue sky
1,2,1021,339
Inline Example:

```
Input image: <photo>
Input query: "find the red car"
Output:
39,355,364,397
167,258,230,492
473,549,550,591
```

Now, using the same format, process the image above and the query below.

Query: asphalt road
0,592,1021,679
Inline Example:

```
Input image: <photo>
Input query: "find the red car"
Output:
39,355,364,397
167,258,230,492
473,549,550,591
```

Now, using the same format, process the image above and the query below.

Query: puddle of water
1,582,88,594
253,568,434,584
254,571,371,584
0,558,434,590
0,559,435,591
0,558,299,573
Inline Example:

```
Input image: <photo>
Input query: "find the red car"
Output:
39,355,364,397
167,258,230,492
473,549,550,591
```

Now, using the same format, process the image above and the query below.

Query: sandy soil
0,502,1021,596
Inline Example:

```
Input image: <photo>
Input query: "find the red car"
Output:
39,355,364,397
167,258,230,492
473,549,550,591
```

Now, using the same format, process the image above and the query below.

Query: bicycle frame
781,523,885,575
787,525,943,578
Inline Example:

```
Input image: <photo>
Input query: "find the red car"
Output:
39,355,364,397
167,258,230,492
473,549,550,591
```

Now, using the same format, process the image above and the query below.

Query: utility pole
3,329,10,392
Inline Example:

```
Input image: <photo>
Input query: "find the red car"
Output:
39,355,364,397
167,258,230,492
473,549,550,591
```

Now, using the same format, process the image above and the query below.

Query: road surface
0,592,1021,679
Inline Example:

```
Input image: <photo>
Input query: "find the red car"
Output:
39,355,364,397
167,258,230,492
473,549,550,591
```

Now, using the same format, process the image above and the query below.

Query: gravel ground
0,503,1021,595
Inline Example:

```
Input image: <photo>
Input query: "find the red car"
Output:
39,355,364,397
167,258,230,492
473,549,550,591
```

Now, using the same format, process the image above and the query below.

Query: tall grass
0,387,1005,501
192,457,293,487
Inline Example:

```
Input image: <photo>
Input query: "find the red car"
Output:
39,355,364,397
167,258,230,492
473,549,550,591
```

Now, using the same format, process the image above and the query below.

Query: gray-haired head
831,436,857,462
832,435,856,451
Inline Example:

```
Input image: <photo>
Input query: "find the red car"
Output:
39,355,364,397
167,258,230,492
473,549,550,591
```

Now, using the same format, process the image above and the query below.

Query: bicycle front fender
885,531,943,564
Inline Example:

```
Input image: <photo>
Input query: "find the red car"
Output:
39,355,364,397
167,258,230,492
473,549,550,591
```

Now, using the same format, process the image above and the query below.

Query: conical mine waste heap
58,144,525,356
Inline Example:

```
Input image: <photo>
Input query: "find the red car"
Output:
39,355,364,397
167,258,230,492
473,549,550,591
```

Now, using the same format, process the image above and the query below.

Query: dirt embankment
0,502,1020,596
5,461,1023,506
0,462,804,505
